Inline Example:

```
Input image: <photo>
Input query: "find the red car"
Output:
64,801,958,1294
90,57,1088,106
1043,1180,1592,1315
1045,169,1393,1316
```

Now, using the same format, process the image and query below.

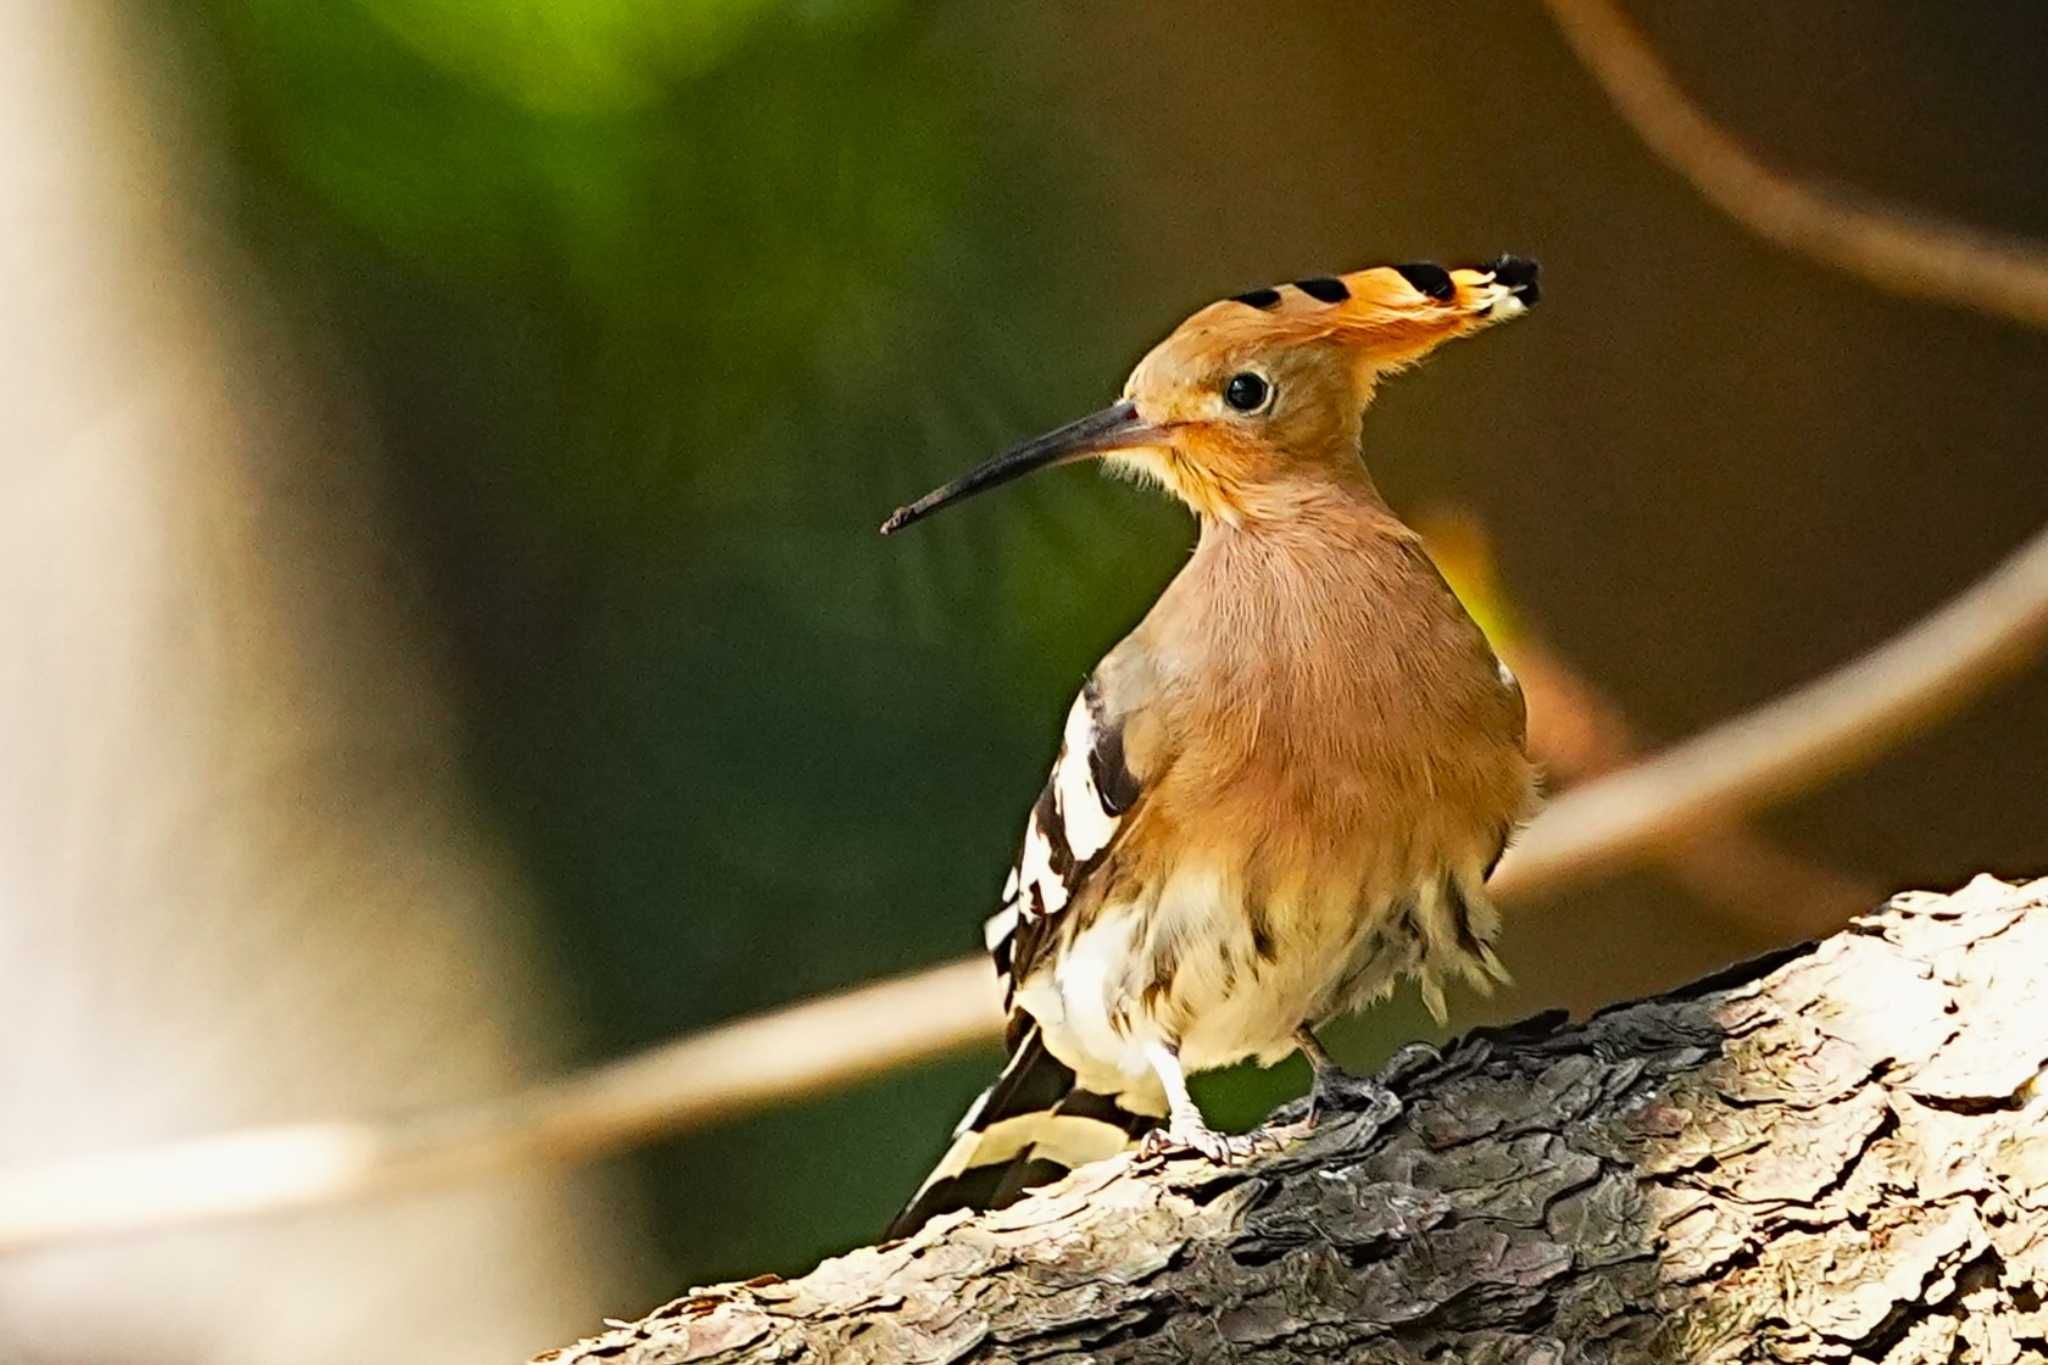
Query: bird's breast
1026,797,1512,1085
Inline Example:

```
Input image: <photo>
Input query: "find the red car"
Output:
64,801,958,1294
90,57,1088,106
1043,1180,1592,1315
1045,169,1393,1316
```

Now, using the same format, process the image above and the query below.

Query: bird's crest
881,256,1538,534
1162,256,1540,376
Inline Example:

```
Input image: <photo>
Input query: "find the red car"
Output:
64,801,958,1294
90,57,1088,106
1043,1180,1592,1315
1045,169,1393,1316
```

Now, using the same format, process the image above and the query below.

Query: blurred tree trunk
540,877,2048,1364
0,4,646,1362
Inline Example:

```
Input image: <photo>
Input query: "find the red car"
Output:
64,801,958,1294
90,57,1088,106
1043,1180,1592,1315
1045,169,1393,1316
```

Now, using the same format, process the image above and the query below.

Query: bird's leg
1136,1041,1279,1164
1291,1027,1399,1128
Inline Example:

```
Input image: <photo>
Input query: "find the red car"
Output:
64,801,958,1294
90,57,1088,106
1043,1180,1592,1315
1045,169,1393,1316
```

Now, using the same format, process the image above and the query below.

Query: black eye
1223,372,1271,413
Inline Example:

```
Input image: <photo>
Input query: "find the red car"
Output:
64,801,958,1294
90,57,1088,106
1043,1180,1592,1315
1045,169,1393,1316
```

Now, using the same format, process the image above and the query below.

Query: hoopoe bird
881,257,1540,1236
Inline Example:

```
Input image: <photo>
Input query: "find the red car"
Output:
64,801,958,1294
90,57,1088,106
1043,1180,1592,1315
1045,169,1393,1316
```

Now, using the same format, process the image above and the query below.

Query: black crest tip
1487,256,1540,305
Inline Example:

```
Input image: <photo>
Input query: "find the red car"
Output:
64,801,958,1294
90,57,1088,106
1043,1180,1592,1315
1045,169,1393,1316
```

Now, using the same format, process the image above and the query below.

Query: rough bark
537,876,2048,1363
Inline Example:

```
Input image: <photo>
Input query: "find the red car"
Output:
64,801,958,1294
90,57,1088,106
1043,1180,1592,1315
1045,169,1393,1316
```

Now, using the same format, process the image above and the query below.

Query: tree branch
0,957,997,1253
1419,506,1883,939
1486,516,2048,899
1540,0,2048,329
537,876,2048,1363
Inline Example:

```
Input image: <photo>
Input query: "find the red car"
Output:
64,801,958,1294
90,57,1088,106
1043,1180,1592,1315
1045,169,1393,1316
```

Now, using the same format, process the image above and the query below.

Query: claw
1285,1027,1404,1130
1140,1120,1283,1165
1305,1069,1401,1129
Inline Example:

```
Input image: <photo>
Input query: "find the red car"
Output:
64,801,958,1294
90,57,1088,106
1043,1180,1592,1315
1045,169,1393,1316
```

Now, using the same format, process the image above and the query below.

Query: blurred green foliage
172,0,2048,1301
186,0,1212,1284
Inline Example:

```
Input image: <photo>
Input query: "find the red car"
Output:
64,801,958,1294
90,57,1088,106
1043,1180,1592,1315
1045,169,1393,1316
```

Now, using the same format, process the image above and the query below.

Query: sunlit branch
0,958,998,1252
1491,519,2048,897
1419,508,1881,937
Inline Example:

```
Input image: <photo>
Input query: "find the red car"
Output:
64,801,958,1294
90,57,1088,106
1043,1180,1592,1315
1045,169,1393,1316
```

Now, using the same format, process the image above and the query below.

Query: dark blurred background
4,3,2045,1360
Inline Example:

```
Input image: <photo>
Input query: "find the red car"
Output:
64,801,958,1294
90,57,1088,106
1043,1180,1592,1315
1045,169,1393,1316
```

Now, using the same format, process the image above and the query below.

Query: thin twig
1419,507,1881,937
0,958,999,1252
1508,638,1881,935
1540,0,2048,329
5,514,2047,1252
1490,519,2048,897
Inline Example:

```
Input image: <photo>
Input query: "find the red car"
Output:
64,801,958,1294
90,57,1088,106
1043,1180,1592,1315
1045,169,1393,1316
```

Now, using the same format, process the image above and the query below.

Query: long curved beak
880,400,1163,535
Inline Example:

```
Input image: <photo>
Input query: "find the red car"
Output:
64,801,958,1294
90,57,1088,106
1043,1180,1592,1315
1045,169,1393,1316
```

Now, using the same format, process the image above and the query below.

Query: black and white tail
887,1024,1161,1238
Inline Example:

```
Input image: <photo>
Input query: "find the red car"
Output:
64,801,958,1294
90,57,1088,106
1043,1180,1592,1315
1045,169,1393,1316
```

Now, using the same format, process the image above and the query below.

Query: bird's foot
1307,1067,1400,1128
1138,1119,1282,1166
1272,1067,1402,1130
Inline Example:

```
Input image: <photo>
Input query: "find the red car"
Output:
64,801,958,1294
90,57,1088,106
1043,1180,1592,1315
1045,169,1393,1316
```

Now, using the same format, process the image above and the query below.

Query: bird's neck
1194,479,1417,600
1139,478,1436,676
1120,477,1478,796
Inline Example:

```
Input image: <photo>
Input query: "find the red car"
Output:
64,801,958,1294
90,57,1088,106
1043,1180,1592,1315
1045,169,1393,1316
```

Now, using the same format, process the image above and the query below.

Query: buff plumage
886,257,1539,1236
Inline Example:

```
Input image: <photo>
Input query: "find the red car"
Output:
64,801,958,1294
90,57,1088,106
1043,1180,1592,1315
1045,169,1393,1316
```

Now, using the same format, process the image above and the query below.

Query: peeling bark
539,877,2048,1363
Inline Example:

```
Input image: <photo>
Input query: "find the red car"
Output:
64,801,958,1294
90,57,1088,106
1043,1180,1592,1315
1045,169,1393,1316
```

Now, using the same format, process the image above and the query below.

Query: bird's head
881,257,1537,534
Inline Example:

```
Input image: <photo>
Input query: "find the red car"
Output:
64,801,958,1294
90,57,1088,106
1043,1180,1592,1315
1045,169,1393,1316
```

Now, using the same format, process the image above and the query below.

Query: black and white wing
982,675,1144,1011
888,672,1152,1236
